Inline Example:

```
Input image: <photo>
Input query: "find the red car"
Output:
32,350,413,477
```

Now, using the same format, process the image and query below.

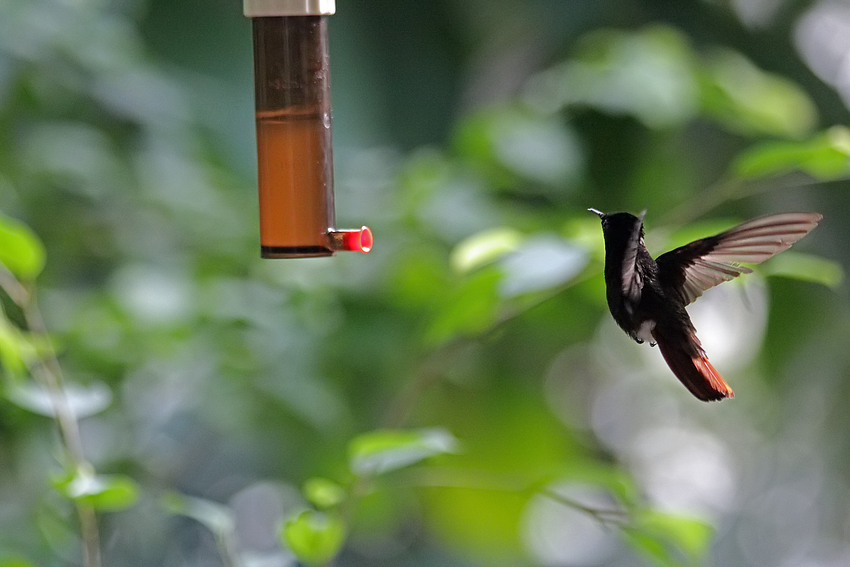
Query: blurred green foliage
1,0,849,566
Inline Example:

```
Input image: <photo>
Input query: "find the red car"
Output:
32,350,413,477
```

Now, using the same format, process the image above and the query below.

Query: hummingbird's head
588,209,646,238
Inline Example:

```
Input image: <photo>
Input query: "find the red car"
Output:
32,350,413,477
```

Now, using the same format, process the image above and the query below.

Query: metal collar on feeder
245,0,372,258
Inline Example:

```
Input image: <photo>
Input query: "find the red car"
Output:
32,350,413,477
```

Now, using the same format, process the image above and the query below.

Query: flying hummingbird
588,209,822,401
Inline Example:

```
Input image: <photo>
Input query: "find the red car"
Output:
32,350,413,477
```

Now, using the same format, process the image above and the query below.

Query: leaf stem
0,270,102,567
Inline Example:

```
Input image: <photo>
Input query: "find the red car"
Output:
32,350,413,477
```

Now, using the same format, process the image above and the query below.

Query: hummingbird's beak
587,208,605,218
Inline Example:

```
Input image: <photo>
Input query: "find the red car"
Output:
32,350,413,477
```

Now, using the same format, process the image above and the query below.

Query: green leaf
0,214,46,280
0,316,34,379
7,380,112,418
453,107,584,189
56,469,139,511
281,510,347,566
303,477,348,509
622,510,714,566
424,269,502,345
762,252,843,289
732,126,850,180
348,428,460,476
161,492,235,535
498,235,588,297
525,26,699,128
450,227,523,273
0,558,36,567
623,529,675,567
701,49,817,137
422,482,528,562
161,492,242,561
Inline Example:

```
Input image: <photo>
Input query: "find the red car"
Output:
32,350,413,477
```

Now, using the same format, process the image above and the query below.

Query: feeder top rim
244,0,335,17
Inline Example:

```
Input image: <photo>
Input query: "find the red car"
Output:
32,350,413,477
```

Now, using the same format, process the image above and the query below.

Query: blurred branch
0,268,102,567
539,487,629,528
381,338,468,429
401,467,630,527
382,271,594,429
661,171,845,227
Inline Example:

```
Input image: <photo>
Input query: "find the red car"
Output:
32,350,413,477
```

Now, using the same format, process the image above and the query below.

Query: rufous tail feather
655,339,734,401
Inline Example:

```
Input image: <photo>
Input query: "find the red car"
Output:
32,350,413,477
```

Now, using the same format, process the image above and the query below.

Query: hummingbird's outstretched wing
655,213,822,305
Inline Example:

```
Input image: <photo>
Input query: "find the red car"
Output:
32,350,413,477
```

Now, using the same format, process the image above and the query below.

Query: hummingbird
588,209,822,401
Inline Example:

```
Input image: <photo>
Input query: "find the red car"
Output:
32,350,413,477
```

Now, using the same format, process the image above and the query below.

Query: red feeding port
330,227,373,254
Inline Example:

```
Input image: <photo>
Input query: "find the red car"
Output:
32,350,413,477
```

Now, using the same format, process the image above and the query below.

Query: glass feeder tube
246,0,371,258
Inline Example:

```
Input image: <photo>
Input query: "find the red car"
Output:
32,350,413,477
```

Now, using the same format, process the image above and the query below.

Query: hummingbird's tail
652,329,734,401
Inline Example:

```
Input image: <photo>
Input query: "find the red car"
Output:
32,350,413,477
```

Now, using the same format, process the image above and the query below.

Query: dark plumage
589,209,822,401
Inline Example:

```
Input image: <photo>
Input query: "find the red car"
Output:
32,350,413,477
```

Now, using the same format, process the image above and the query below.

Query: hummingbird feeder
245,0,372,258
